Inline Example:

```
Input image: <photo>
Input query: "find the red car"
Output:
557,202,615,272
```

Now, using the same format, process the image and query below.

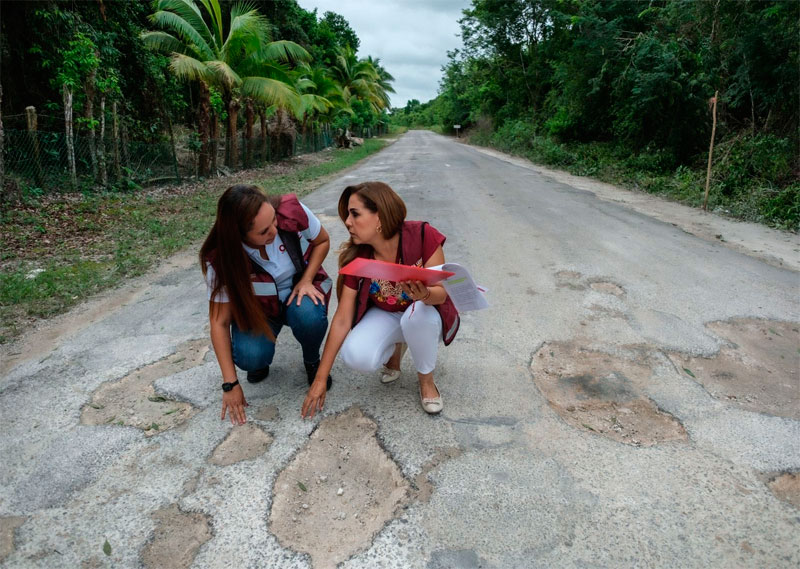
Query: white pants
341,302,442,374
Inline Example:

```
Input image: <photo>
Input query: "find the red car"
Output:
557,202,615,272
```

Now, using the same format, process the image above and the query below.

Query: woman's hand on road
221,387,248,425
288,281,325,306
301,379,327,419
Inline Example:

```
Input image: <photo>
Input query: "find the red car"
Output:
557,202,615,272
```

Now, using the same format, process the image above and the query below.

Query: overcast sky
296,0,471,109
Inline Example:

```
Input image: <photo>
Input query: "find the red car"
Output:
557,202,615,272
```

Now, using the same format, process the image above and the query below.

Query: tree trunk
227,98,241,167
244,98,254,168
84,65,98,181
112,101,121,181
63,84,77,190
210,114,219,173
98,96,107,187
197,80,211,176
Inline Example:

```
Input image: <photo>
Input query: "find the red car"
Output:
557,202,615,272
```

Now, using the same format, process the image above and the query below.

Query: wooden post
0,81,4,197
703,90,718,211
63,84,77,190
25,106,44,184
98,96,108,187
112,101,121,181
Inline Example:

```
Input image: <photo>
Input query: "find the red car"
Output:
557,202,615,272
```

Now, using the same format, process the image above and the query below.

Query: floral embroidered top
342,222,447,313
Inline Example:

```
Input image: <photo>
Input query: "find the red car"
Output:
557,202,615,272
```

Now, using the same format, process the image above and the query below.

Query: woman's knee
286,296,328,334
340,338,383,373
231,331,275,371
400,302,441,334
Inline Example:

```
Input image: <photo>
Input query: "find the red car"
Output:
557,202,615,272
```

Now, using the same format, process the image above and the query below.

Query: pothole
413,447,462,503
251,404,280,422
530,342,687,446
589,281,625,296
0,516,26,562
208,423,273,466
81,338,207,435
555,270,585,290
669,319,799,419
766,473,800,509
141,504,212,569
270,407,410,569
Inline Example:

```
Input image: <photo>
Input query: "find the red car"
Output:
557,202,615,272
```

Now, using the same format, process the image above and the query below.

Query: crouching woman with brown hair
302,181,459,419
201,185,333,425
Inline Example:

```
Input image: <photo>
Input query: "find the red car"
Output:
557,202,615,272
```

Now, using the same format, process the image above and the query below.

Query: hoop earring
376,226,382,233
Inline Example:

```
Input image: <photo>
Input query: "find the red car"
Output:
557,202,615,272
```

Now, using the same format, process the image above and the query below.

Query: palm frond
222,4,271,63
150,10,215,60
169,53,213,82
258,40,311,64
154,0,216,49
240,76,301,110
140,31,199,59
206,60,242,90
196,0,224,48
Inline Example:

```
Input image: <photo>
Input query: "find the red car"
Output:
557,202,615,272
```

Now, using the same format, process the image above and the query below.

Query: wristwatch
221,379,239,392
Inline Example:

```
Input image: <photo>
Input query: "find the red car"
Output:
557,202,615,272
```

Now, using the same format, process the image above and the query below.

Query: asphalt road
1,130,798,568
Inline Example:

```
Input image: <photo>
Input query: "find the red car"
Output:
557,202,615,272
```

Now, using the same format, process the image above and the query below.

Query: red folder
339,258,455,285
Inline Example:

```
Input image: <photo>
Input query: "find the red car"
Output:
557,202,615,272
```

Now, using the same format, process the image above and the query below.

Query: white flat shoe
379,343,407,384
419,381,443,414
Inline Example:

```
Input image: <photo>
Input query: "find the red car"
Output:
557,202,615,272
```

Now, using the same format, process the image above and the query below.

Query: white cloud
296,0,471,107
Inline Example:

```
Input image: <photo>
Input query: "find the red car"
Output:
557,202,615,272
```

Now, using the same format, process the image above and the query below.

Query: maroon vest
352,221,460,345
208,194,331,321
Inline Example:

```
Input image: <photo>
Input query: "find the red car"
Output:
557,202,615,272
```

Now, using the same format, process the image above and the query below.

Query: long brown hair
199,185,280,338
336,181,407,297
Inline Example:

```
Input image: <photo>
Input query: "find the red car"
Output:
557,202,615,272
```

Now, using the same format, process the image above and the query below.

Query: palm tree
329,46,382,110
142,0,309,171
293,63,348,137
329,47,395,137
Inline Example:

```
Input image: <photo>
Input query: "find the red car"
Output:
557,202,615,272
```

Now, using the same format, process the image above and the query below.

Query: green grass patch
0,140,389,343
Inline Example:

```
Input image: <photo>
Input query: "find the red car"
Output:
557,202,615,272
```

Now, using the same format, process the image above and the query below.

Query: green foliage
434,0,798,230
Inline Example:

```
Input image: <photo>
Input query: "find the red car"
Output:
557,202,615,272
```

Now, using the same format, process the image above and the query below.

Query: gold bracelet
421,288,431,302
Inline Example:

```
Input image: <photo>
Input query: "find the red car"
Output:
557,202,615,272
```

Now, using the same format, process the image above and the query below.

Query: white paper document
429,263,489,312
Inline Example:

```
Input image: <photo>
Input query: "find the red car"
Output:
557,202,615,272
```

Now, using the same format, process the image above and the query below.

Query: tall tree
142,0,309,168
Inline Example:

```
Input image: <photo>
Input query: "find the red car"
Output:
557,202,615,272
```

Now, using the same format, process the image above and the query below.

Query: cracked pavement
1,130,799,568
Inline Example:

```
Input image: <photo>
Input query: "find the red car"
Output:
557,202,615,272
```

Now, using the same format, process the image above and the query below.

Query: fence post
703,90,718,211
98,96,108,187
63,84,77,190
25,106,44,185
112,102,122,181
0,81,4,197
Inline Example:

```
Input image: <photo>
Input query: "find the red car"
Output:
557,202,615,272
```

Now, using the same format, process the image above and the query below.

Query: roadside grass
0,138,388,343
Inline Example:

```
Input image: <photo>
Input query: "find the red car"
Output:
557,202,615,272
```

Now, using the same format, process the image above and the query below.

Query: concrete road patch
270,407,410,569
209,423,274,466
81,338,207,435
767,473,800,509
670,319,800,419
0,517,26,563
141,504,211,569
530,342,687,445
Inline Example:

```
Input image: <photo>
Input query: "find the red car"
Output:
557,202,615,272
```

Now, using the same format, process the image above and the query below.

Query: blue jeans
230,296,328,371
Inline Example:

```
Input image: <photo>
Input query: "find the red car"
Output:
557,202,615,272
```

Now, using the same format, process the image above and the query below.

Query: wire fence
3,122,386,195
